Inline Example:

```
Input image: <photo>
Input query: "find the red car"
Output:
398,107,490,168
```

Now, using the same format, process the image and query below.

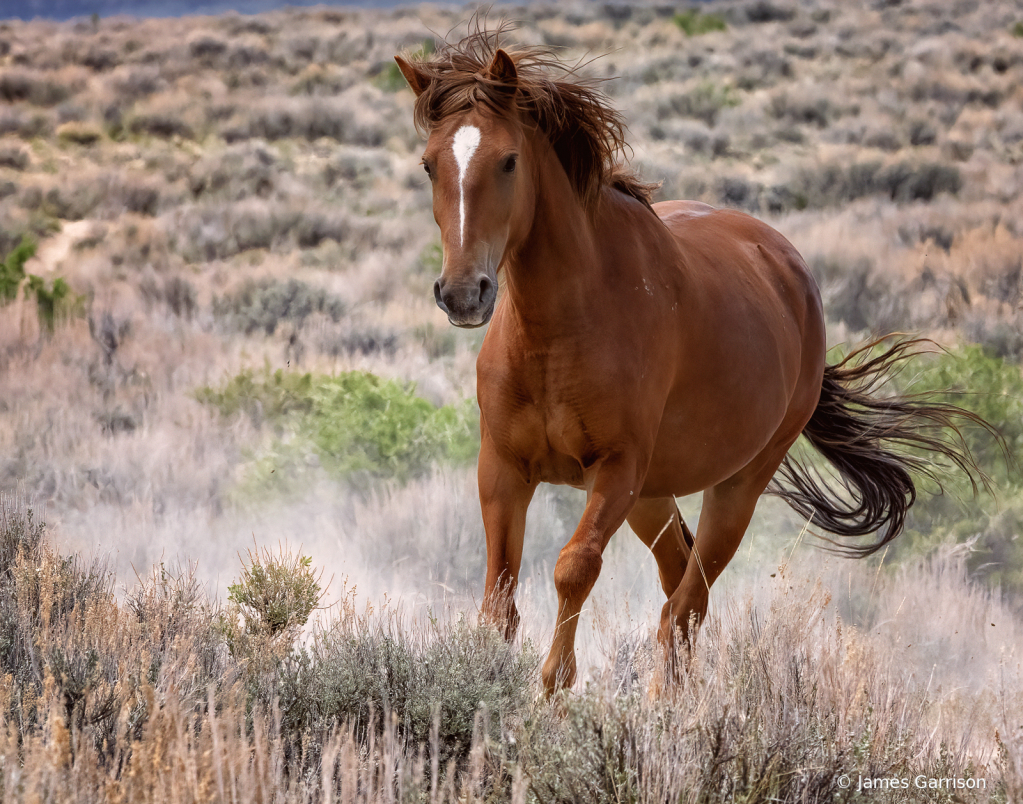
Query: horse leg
541,456,642,694
479,428,536,641
660,449,793,673
625,496,692,606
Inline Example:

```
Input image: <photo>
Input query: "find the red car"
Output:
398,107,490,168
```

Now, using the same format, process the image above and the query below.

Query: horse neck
500,138,603,329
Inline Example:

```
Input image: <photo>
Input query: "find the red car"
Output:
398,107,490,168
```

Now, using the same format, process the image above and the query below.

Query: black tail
769,337,999,557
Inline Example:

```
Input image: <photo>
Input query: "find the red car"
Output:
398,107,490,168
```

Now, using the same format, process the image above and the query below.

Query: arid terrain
1,0,1022,799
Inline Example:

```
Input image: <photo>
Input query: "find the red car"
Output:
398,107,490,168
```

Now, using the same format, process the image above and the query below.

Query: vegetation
226,543,324,636
672,8,728,36
0,236,76,330
891,346,1023,592
197,368,479,488
0,497,1014,801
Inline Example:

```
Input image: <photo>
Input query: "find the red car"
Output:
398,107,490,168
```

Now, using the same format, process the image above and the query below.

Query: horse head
396,49,536,328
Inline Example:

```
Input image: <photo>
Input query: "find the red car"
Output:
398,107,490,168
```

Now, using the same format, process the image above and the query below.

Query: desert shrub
77,45,119,72
673,8,727,35
190,143,278,200
908,118,938,146
118,178,161,216
777,160,961,211
128,112,194,140
521,587,982,804
0,144,29,170
213,278,346,336
0,499,116,734
294,210,349,248
108,65,164,102
223,97,347,142
56,121,102,145
963,315,1023,362
227,544,323,637
876,161,961,202
1014,21,1023,38
717,175,761,211
657,81,740,127
228,39,271,70
26,274,74,330
0,496,45,577
744,1,796,22
172,201,302,261
188,33,228,62
291,64,349,96
277,607,536,772
768,92,833,128
0,499,228,761
197,368,479,484
0,69,72,106
139,272,197,319
811,255,911,333
736,48,793,90
316,321,400,359
41,181,103,220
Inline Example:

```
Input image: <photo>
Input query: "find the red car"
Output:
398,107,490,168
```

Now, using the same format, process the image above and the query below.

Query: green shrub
886,345,1023,591
227,544,323,637
0,235,35,302
197,368,479,486
0,236,79,330
673,9,728,36
658,81,740,127
1013,21,1023,37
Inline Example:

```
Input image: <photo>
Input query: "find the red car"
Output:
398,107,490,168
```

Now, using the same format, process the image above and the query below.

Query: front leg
541,454,643,694
479,428,537,640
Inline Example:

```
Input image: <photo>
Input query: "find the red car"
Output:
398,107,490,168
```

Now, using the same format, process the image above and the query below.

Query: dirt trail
22,220,93,277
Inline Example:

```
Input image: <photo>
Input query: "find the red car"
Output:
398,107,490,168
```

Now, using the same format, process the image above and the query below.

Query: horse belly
640,379,793,497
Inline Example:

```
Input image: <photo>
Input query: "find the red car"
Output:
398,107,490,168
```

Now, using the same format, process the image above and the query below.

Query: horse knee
553,542,602,602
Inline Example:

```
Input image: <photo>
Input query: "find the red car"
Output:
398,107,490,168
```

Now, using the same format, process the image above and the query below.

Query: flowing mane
403,27,659,214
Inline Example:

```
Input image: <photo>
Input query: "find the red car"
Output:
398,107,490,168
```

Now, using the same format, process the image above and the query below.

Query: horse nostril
433,278,448,312
478,275,495,305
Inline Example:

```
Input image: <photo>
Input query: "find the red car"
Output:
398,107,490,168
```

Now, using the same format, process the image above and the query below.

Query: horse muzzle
434,272,497,328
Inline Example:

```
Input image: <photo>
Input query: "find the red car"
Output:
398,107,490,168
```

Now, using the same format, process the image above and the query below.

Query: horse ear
394,55,430,97
487,48,518,87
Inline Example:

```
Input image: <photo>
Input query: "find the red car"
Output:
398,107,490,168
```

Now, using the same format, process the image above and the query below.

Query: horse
394,30,990,694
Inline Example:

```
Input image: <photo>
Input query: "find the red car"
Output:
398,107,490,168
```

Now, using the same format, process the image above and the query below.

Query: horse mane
405,25,659,215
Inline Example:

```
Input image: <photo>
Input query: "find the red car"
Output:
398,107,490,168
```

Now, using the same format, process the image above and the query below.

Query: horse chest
478,350,625,486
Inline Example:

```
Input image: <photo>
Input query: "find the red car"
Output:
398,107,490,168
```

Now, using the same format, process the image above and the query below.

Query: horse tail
769,337,997,557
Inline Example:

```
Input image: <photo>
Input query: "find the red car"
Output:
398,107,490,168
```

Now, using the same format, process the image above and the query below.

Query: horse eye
423,162,432,178
503,155,517,173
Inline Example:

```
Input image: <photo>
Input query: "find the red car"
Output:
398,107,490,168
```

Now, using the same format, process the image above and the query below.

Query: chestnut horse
396,31,986,693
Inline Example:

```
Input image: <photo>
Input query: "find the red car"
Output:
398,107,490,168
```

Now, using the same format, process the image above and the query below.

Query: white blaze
452,125,481,246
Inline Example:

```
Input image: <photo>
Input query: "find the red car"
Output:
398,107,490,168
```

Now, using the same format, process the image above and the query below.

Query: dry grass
1,0,1023,799
0,497,1020,802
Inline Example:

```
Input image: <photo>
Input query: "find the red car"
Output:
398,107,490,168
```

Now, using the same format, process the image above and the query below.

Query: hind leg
661,445,796,668
626,497,693,639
